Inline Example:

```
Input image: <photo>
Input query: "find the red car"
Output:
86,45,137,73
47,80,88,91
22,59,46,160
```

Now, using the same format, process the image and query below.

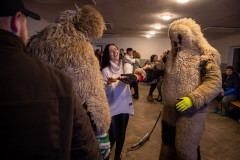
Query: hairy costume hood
27,5,110,132
56,5,106,39
168,18,221,66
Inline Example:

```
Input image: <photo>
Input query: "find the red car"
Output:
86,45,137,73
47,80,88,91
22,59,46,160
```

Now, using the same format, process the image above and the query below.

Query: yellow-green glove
176,97,193,112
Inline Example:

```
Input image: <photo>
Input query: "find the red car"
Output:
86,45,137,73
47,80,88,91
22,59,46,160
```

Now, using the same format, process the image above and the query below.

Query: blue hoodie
222,72,239,96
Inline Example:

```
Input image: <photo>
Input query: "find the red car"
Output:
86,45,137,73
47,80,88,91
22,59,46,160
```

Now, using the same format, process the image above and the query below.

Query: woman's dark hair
101,44,119,69
150,54,157,62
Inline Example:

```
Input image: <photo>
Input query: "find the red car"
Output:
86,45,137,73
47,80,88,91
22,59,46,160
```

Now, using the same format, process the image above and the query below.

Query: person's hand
118,74,138,84
118,75,129,80
95,133,110,159
221,91,224,96
176,97,193,112
106,77,117,84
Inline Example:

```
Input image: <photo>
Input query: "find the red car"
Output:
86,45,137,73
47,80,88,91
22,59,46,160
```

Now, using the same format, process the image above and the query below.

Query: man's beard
19,24,28,46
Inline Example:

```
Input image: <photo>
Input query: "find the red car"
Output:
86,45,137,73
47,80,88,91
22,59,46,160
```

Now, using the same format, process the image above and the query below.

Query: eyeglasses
109,48,118,54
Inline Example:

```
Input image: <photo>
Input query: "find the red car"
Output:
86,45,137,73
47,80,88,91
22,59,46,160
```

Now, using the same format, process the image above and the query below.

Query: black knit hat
0,0,40,20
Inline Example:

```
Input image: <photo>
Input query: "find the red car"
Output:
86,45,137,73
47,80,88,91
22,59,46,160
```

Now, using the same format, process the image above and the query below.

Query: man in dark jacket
211,66,239,116
0,0,101,159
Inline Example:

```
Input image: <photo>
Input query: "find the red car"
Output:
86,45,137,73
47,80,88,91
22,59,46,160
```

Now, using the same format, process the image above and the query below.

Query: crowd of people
95,47,165,102
90,19,239,160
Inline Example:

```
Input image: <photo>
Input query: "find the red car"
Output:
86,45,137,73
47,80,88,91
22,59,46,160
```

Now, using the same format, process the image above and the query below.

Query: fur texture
135,67,147,80
165,18,221,113
159,18,222,160
27,5,110,132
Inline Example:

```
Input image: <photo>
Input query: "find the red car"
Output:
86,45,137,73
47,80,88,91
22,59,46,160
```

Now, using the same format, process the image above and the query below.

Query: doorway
232,48,240,74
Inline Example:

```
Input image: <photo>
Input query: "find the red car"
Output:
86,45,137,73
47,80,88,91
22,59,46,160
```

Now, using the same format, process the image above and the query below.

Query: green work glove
176,97,193,112
95,132,110,160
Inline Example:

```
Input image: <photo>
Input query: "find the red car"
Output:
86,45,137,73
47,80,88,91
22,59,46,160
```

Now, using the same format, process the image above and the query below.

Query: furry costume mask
169,18,221,66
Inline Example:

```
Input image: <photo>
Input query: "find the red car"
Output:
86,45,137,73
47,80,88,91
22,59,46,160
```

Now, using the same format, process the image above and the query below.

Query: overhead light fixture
154,25,162,30
146,34,151,38
177,0,189,3
150,31,156,35
161,15,172,20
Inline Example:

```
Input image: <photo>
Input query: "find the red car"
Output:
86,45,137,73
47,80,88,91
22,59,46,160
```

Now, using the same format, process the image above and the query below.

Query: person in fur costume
130,18,222,160
27,5,111,159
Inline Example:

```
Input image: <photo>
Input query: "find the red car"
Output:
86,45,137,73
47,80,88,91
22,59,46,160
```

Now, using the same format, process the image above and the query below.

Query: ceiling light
146,34,151,38
154,25,162,30
177,0,189,3
161,15,172,20
150,31,156,35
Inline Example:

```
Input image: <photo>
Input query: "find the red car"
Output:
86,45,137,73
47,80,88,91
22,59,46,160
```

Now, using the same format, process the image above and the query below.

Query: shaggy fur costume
136,18,222,160
27,5,111,133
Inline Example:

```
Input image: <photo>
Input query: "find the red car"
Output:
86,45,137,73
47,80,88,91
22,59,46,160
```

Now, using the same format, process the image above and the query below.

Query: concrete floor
109,85,240,160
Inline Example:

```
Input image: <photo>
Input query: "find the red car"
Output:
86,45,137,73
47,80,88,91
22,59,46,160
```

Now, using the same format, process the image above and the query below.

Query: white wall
27,19,170,60
92,37,170,59
209,33,240,64
26,18,171,60
27,17,240,67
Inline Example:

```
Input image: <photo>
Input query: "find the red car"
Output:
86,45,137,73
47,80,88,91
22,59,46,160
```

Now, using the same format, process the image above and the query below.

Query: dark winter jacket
0,29,101,160
222,72,239,96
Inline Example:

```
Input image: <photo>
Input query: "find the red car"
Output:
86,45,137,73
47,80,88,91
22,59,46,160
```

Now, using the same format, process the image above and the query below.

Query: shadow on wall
221,63,227,73
140,59,149,67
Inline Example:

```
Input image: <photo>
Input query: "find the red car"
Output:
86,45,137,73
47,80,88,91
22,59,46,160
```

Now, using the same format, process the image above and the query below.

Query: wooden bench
231,101,240,108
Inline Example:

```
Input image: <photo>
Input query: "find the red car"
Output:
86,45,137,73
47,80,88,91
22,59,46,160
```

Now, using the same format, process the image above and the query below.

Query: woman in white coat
101,44,134,160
